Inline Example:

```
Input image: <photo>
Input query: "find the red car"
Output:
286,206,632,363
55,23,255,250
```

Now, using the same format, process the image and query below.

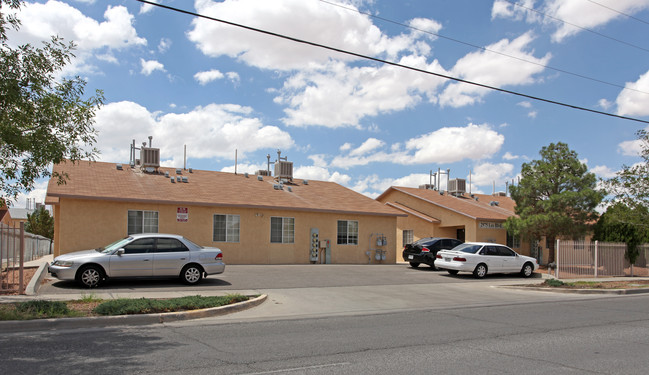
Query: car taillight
421,247,430,253
215,253,223,260
453,257,466,262
436,254,442,259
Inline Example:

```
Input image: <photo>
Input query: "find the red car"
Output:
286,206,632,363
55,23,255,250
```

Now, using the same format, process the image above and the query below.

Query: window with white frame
337,220,358,245
403,230,414,246
270,217,294,243
127,210,158,235
213,214,240,242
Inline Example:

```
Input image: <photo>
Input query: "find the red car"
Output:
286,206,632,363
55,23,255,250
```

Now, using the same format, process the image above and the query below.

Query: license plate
445,257,451,262
408,255,414,260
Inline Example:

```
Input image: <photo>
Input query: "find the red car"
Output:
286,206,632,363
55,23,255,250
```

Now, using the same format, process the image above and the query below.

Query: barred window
403,230,414,246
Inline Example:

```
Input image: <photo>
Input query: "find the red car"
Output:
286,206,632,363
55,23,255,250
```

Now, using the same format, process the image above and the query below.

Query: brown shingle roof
46,160,402,217
378,186,516,221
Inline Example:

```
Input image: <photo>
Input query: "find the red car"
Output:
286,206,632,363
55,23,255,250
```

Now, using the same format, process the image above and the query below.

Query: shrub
16,300,70,317
93,294,249,316
544,279,565,287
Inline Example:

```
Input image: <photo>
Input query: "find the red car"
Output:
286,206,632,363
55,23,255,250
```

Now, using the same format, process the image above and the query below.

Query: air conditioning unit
274,161,293,180
140,147,160,169
256,169,271,176
419,184,435,190
448,178,466,195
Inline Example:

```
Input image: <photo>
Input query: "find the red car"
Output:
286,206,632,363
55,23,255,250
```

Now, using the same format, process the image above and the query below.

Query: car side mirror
116,248,125,256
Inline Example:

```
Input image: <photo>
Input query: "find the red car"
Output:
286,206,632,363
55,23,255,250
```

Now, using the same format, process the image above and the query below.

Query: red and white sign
177,207,188,222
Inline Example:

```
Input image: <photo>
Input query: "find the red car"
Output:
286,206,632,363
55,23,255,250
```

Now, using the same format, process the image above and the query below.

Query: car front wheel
181,264,204,285
77,265,103,288
521,262,534,278
473,263,488,279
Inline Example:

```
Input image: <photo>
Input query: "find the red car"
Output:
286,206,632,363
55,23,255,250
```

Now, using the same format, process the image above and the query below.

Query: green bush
94,294,249,316
16,300,70,317
544,279,565,287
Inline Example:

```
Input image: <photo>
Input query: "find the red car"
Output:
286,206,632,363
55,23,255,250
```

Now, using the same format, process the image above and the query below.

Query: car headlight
52,260,74,267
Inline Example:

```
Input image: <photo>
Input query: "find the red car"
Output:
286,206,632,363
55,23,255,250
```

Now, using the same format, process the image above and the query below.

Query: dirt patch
535,279,649,289
0,267,38,295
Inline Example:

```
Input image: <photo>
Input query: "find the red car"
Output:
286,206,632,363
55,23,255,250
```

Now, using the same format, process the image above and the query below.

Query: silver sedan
49,233,225,287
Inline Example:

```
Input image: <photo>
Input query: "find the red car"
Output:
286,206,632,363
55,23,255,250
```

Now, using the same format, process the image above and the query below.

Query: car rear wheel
473,263,488,279
181,264,204,285
521,262,534,278
447,270,459,275
77,265,103,288
409,262,420,268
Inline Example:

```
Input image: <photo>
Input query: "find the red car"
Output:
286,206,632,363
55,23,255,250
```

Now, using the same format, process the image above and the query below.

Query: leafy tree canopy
606,129,649,219
506,142,604,263
25,206,53,239
0,0,104,205
592,203,649,264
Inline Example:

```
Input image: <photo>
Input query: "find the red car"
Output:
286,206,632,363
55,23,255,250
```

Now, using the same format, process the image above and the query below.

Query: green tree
606,129,649,222
506,142,604,264
25,206,53,239
0,0,104,204
592,203,649,264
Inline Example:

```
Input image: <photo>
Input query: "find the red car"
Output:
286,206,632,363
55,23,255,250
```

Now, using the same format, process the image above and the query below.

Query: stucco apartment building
45,160,403,264
376,185,543,263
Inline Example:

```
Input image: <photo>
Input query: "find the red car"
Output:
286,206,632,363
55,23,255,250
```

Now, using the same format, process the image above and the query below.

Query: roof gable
381,186,515,221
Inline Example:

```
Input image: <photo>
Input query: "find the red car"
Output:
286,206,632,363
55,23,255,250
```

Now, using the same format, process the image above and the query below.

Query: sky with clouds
7,0,649,207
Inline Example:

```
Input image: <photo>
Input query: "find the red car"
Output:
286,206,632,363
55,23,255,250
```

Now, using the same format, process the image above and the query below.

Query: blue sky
8,0,649,207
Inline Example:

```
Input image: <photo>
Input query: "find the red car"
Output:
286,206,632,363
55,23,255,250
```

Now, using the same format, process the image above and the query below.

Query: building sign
479,222,503,229
177,207,188,222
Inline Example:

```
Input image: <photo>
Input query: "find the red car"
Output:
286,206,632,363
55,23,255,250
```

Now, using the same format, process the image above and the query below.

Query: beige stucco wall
53,198,397,265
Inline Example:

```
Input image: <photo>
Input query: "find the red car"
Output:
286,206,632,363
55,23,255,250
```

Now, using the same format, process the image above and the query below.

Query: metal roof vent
164,171,169,178
303,180,309,185
490,201,499,206
170,177,175,183
176,176,181,182
257,175,263,181
287,186,293,192
176,168,182,174
244,172,249,178
182,177,188,183
188,168,193,173
116,163,123,170
273,184,281,190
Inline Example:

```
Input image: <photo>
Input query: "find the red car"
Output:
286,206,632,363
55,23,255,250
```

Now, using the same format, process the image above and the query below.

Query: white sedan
435,242,538,279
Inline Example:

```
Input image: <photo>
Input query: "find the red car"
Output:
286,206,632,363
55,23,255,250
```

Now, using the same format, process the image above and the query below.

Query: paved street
3,293,649,374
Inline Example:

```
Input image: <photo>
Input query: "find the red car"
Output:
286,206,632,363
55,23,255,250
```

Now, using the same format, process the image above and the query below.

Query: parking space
39,263,536,295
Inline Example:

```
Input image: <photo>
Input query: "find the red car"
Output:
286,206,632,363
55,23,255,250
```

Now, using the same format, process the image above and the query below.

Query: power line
586,0,649,26
504,0,649,53
319,0,649,96
135,0,649,125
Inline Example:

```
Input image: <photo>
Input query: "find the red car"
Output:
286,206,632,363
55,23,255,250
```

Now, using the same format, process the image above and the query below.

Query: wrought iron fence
555,240,649,279
0,222,52,294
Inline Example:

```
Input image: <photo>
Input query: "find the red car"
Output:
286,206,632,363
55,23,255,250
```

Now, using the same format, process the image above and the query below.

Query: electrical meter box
310,228,319,262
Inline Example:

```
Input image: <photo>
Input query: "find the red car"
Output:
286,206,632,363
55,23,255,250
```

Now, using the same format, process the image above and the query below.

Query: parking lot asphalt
6,256,648,331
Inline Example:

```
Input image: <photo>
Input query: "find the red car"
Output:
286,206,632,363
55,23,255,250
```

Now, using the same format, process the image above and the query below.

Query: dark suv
402,237,463,269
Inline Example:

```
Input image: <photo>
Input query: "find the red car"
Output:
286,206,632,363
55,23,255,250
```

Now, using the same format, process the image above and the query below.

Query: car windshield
452,244,483,254
98,237,133,254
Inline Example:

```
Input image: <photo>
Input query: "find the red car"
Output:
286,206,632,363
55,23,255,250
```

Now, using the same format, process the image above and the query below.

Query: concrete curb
25,262,48,296
0,294,267,333
500,285,649,295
